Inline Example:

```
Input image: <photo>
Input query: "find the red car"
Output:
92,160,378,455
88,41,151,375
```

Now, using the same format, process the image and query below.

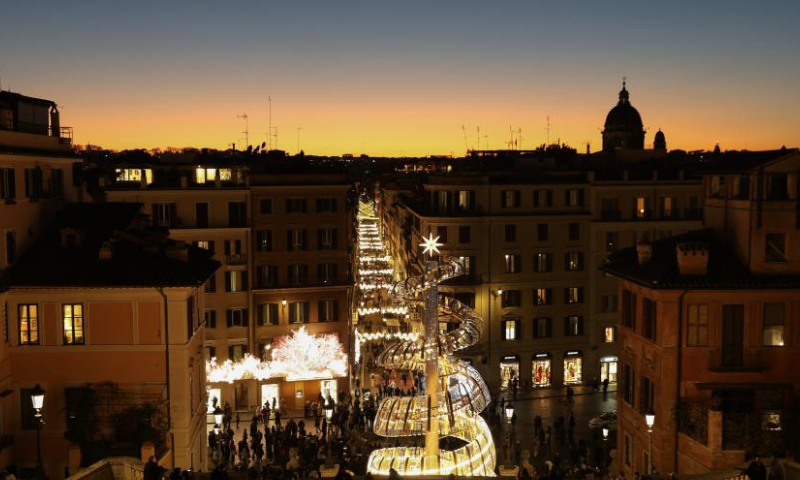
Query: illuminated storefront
260,383,280,408
600,356,618,383
563,350,583,385
532,352,552,387
500,355,520,391
320,379,338,402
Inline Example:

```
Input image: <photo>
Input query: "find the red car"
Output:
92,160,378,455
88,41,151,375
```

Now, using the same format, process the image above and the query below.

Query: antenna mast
268,96,273,150
546,116,551,146
237,113,249,149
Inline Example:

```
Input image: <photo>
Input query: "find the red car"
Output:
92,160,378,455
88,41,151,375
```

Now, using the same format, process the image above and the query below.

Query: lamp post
645,412,655,475
31,384,46,480
503,401,515,468
602,427,609,477
325,400,335,468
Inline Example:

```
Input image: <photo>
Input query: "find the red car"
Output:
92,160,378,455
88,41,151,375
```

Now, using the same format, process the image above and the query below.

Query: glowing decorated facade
356,199,496,476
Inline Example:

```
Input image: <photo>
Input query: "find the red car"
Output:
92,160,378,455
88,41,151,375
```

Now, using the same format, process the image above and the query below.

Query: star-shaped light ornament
419,233,443,257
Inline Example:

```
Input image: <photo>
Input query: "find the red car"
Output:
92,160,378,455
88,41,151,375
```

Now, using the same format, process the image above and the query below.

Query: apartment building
602,150,800,475
380,154,703,394
0,203,218,477
95,158,354,411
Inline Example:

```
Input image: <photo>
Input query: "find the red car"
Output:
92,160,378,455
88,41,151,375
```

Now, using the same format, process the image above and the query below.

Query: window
5,230,16,264
635,196,650,219
228,202,247,227
501,190,520,208
63,304,84,345
20,388,38,430
534,318,552,339
316,198,337,213
533,189,552,208
258,303,279,326
624,433,632,467
568,223,580,241
504,224,516,242
318,228,337,249
225,309,248,328
153,203,176,227
318,263,337,284
224,239,243,257
456,190,475,212
537,224,548,242
288,264,309,286
259,198,273,214
765,233,787,263
18,304,38,345
0,168,16,200
662,196,676,218
287,229,307,251
454,292,475,309
565,287,583,304
457,256,474,276
195,202,209,227
533,288,551,306
602,295,618,312
504,254,521,274
225,270,248,292
605,231,619,252
643,298,657,341
501,290,521,308
639,376,655,414
502,318,519,341
623,364,635,406
186,296,196,339
687,304,709,346
436,226,448,244
195,167,217,184
258,265,278,288
622,290,636,329
566,189,584,207
763,303,785,346
254,230,273,252
289,302,309,324
565,316,583,336
458,226,471,244
319,300,338,322
533,252,552,272
205,309,217,329
196,240,214,253
286,198,307,213
565,252,583,271
206,346,216,361
436,191,451,212
51,169,64,197
604,327,615,343
204,272,217,293
229,344,247,361
766,174,789,200
24,167,43,199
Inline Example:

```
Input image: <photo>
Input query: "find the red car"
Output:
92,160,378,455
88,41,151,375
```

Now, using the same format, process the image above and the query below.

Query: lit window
504,254,521,273
566,252,583,271
635,196,650,218
566,189,583,207
18,304,38,345
218,169,232,182
289,302,309,324
197,240,210,250
258,303,280,326
63,303,84,345
533,288,551,305
565,287,583,304
533,252,552,272
319,300,338,322
503,319,518,341
763,303,785,346
604,327,615,343
195,167,217,184
565,316,583,336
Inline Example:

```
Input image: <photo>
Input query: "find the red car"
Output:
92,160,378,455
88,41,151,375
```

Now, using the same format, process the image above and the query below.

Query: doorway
722,305,744,367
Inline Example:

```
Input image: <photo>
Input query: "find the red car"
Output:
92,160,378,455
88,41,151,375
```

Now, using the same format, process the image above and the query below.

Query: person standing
144,456,163,480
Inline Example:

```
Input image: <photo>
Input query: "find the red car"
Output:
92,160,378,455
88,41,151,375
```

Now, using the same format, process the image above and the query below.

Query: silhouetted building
603,80,646,151
653,129,667,151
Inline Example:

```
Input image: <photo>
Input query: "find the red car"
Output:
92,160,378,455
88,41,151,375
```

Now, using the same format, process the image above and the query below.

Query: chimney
676,242,709,275
636,241,652,265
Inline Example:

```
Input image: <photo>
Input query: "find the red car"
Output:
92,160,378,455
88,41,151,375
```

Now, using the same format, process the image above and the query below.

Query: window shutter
241,272,248,291
332,229,338,249
316,199,322,212
226,310,233,328
287,230,293,252
208,241,215,254
225,272,232,292
578,252,584,269
24,169,30,197
578,288,584,303
318,301,324,321
302,230,308,250
578,317,584,335
546,254,552,272
151,204,158,225
578,190,585,206
533,191,539,208
228,346,234,359
515,320,521,339
564,254,570,271
564,190,570,206
333,301,339,321
547,319,552,338
224,240,231,255
242,309,249,327
303,303,309,323
546,190,553,206
169,204,177,226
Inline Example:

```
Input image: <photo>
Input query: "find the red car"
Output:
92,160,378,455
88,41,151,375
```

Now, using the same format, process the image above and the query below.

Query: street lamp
31,384,46,480
645,412,655,475
503,402,515,468
325,400,336,468
213,406,224,426
504,402,515,424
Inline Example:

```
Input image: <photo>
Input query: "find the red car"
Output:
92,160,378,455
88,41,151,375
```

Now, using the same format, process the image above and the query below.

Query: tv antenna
237,113,249,150
545,116,551,146
296,127,302,153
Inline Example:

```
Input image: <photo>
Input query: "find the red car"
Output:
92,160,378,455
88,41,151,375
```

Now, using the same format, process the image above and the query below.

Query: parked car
589,411,617,429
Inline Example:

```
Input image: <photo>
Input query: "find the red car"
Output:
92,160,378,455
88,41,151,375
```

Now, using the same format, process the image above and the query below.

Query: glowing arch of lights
206,327,347,384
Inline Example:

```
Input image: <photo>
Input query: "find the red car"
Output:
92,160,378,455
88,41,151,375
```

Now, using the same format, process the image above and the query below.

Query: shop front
563,350,583,385
500,354,520,391
532,353,552,387
600,356,618,383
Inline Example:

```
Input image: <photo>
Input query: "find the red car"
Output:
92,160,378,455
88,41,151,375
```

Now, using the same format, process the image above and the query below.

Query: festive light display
206,327,347,384
355,198,496,477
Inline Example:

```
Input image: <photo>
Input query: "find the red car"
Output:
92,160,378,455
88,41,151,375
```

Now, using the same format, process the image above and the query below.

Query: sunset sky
2,1,799,156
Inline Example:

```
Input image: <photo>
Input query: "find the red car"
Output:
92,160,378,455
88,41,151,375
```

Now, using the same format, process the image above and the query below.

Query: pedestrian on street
602,378,609,395
144,456,163,480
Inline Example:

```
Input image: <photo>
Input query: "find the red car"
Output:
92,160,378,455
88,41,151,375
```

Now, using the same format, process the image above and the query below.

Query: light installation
356,199,495,476
206,327,347,384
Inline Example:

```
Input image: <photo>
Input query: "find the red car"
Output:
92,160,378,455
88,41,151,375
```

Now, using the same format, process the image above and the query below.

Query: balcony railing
600,209,622,220
708,349,766,372
227,254,247,265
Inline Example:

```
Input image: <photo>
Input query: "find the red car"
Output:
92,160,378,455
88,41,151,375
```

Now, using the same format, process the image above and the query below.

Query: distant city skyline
2,0,799,156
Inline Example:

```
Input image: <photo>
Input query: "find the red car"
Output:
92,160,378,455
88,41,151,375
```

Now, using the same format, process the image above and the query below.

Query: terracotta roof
1,203,220,288
600,229,800,290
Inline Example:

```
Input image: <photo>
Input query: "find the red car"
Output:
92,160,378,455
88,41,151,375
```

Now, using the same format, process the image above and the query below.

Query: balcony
600,209,622,221
708,349,766,372
226,254,247,265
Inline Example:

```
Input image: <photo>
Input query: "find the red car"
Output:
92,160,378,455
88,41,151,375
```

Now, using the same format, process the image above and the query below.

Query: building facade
603,150,800,475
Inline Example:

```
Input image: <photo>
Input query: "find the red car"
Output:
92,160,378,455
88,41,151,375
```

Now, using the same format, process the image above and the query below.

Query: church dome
604,83,643,131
